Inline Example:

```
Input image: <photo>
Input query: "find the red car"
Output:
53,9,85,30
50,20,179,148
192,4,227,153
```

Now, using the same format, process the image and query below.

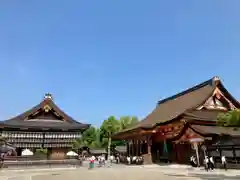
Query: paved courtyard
1,165,240,180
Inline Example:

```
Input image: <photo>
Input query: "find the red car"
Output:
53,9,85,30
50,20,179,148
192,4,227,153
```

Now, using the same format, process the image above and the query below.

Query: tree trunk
107,136,111,160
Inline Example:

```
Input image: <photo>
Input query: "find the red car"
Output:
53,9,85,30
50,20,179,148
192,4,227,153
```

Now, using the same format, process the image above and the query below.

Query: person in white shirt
190,156,197,167
101,155,105,166
209,157,214,170
127,156,131,165
221,156,227,171
204,156,209,171
110,155,114,165
190,156,194,167
88,155,95,169
98,155,102,166
132,156,137,164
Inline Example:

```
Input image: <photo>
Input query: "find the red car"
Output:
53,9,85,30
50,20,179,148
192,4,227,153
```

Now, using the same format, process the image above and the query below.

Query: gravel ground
1,164,240,180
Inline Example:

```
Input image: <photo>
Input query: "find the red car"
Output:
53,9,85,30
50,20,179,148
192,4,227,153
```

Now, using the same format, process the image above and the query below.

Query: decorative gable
26,110,63,121
43,105,52,112
20,94,65,121
2,93,90,131
197,87,236,111
12,93,72,122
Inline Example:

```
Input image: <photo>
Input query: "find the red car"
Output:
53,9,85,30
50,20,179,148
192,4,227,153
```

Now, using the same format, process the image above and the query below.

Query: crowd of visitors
190,155,227,171
86,154,144,169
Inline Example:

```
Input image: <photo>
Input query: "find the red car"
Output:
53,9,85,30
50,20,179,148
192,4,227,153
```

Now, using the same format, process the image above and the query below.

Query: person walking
221,156,227,171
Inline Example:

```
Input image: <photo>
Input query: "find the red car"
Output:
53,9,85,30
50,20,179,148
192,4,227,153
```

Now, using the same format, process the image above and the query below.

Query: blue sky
1,1,240,126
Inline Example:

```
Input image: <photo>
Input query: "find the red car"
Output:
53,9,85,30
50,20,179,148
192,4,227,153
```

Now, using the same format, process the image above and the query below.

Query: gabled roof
182,109,225,122
137,76,240,128
1,93,90,130
190,124,240,136
112,76,240,138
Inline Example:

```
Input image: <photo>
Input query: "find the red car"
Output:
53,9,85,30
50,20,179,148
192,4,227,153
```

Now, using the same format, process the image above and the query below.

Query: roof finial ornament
212,76,220,85
213,76,220,82
44,93,53,100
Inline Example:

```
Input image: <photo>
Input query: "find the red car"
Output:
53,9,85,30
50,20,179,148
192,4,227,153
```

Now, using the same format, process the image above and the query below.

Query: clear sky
1,1,240,126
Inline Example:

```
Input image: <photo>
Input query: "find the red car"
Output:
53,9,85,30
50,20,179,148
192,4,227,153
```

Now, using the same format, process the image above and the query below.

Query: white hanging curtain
21,149,33,156
66,150,78,156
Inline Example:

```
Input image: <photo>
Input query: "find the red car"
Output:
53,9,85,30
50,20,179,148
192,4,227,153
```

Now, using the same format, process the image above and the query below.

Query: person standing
190,156,197,167
78,155,83,166
98,155,102,167
110,154,114,166
204,156,209,171
190,156,194,167
127,156,131,165
89,155,95,169
193,156,197,167
209,156,214,170
116,154,120,164
221,156,227,171
101,154,105,166
132,156,137,164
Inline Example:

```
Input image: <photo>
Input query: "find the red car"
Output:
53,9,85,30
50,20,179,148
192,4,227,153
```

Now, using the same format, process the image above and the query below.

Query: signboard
189,138,204,143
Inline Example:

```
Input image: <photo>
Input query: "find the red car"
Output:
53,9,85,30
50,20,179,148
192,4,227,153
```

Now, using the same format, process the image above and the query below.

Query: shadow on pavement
165,173,240,180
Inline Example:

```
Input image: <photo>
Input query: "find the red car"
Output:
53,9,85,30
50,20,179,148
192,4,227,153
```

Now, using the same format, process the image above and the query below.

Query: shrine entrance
151,140,175,163
151,122,207,164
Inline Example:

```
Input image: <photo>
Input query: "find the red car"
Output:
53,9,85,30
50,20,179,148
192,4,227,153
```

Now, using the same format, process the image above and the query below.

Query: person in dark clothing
207,157,211,171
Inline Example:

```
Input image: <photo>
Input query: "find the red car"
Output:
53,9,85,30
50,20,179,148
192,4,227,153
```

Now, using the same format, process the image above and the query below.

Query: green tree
73,115,139,154
82,126,97,145
74,126,109,150
217,109,240,126
100,116,120,159
73,135,88,150
119,116,139,130
73,126,96,150
90,128,106,148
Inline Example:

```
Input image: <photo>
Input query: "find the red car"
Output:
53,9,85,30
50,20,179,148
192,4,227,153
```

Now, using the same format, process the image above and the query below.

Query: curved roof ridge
138,77,220,128
5,95,90,128
157,77,216,105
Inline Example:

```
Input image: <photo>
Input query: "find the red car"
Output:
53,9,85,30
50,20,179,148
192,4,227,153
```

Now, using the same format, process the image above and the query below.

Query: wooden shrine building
0,93,90,160
112,76,240,165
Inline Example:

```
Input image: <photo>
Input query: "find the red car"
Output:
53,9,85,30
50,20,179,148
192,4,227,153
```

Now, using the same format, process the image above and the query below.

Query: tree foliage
73,126,105,149
217,109,240,126
100,116,120,138
119,116,138,130
82,127,97,145
74,115,139,150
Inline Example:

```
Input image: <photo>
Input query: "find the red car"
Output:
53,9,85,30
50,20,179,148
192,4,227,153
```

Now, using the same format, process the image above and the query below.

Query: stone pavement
1,164,240,180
